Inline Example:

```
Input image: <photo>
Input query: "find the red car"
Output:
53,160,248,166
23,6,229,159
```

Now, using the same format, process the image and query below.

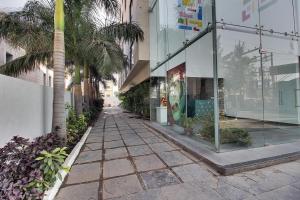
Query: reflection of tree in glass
221,42,257,97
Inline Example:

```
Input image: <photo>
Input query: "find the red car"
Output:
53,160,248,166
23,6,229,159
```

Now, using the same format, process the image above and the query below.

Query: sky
0,0,28,9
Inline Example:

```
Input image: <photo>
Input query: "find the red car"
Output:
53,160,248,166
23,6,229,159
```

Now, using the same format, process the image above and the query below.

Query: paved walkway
56,108,300,200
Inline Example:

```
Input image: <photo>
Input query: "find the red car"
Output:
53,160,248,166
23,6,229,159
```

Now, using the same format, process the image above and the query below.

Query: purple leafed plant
0,133,64,200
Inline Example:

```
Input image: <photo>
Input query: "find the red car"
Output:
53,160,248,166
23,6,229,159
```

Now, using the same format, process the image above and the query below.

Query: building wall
0,39,54,87
119,0,150,92
0,74,73,147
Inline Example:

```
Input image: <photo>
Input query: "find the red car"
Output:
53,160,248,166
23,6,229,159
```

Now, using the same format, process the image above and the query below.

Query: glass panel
157,0,168,63
150,66,167,122
149,0,159,69
216,0,259,28
262,52,300,145
217,29,264,152
260,0,295,34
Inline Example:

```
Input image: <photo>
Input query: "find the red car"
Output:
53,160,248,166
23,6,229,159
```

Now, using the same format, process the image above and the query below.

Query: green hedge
119,80,150,118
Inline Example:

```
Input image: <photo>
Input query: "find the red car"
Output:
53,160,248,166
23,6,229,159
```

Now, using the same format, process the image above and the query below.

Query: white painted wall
0,74,73,147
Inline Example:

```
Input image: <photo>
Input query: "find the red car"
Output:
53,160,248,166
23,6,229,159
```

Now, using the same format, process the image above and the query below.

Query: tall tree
52,0,66,138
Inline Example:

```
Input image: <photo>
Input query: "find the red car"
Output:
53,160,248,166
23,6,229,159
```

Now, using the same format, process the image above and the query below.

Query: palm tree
52,0,66,138
0,0,143,131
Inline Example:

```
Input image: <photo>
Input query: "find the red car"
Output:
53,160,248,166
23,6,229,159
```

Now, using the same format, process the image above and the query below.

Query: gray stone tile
124,138,145,146
86,137,103,144
161,181,223,200
104,134,122,142
134,128,147,133
104,140,124,149
105,131,120,135
84,143,102,151
272,162,300,179
256,186,300,200
75,150,102,164
172,164,217,184
140,169,181,189
103,158,135,178
128,145,153,157
137,132,155,138
291,181,300,190
158,151,193,167
105,147,128,160
121,133,140,140
224,168,298,195
108,188,162,200
118,126,131,130
66,162,101,184
88,133,103,138
149,143,175,153
215,180,251,200
56,182,99,200
144,137,164,144
120,130,135,134
133,154,166,172
103,175,143,199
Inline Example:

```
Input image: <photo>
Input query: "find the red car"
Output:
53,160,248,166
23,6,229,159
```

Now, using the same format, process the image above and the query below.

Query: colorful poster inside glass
177,0,203,32
167,63,186,124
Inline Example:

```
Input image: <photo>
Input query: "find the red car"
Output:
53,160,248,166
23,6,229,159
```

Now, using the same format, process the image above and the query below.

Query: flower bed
0,101,102,200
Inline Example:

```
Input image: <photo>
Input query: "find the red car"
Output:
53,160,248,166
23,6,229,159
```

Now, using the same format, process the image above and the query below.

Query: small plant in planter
181,116,196,136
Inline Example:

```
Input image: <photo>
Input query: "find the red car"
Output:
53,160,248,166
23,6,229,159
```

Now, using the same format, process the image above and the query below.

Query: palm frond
100,22,144,43
0,51,52,77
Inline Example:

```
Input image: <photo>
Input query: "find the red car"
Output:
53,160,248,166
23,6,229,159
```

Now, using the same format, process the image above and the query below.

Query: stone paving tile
137,132,155,138
75,150,102,164
291,181,300,190
84,143,102,151
124,138,145,146
160,181,223,200
103,175,143,199
149,142,176,153
104,134,122,142
221,168,298,195
121,133,140,140
144,136,164,144
88,134,103,138
215,180,252,200
133,154,166,172
56,182,99,200
104,140,124,149
128,145,153,157
172,164,217,184
140,169,181,189
108,188,162,200
105,131,120,136
158,151,193,167
272,162,300,179
86,137,103,144
120,130,135,134
256,185,300,200
105,147,128,160
66,162,101,185
103,158,135,178
133,128,147,133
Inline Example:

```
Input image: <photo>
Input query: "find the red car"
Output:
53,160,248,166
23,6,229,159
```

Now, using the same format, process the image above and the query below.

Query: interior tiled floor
56,108,300,200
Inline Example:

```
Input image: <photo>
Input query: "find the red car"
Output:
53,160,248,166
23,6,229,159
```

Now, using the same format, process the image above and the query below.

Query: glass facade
150,0,300,152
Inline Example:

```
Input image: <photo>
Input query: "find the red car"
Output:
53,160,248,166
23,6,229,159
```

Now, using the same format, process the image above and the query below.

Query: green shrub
119,80,150,118
221,128,251,146
28,147,69,191
66,105,88,149
199,113,251,146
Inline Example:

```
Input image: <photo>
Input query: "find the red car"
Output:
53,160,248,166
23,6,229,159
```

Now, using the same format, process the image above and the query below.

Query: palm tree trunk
89,72,93,105
52,0,66,139
74,63,83,115
83,61,90,110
